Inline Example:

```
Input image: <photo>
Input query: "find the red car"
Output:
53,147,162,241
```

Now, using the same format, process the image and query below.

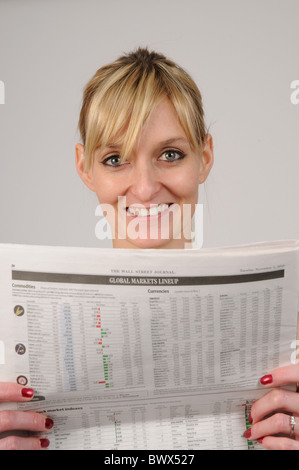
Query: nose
128,158,162,203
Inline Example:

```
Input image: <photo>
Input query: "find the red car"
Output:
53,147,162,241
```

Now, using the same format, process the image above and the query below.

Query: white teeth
127,204,170,217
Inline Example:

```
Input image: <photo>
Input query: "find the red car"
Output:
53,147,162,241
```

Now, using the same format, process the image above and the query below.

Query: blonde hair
78,47,207,170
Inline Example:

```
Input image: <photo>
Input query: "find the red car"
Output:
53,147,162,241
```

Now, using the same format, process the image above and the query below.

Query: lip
125,203,174,218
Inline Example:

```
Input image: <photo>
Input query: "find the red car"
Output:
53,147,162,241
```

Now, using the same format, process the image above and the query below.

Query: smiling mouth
126,203,174,217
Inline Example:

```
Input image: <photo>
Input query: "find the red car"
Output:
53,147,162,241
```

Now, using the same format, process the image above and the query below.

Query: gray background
0,0,298,249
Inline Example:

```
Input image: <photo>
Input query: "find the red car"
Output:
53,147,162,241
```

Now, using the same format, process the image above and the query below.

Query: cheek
93,172,123,205
167,167,200,199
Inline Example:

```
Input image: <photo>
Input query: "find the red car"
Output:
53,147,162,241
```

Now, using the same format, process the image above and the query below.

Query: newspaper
0,240,298,450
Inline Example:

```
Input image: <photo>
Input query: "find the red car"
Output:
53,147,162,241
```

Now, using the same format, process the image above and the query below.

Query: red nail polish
243,428,251,439
248,412,253,424
45,418,54,430
40,438,50,448
260,374,273,385
258,438,263,444
21,388,34,398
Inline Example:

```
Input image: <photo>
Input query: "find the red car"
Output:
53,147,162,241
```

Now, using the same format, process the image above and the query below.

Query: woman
75,47,213,250
0,48,298,450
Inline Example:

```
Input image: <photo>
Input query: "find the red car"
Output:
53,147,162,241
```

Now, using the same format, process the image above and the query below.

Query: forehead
106,99,190,150
138,98,185,137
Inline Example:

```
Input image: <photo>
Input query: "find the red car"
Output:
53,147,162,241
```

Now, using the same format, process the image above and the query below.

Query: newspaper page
0,240,298,450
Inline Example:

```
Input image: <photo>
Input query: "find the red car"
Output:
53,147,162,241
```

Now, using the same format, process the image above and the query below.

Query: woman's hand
0,382,53,450
244,364,299,450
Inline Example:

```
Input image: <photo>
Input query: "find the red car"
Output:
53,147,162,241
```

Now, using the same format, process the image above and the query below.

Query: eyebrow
104,137,190,150
157,137,190,147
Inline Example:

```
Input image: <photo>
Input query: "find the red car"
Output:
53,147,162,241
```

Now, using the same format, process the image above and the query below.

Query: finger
251,388,299,424
0,382,34,402
247,412,298,440
0,436,50,450
260,364,299,387
0,410,53,433
259,436,299,450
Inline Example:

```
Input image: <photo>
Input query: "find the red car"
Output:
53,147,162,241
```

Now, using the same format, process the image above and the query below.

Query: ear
198,134,214,184
75,143,96,192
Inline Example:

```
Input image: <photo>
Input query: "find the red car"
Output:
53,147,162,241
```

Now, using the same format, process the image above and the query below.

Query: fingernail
40,438,50,448
21,388,34,398
45,418,54,430
258,438,263,444
248,412,253,424
243,428,251,439
260,374,273,385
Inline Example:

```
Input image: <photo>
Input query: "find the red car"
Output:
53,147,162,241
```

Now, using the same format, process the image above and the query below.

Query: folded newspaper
0,240,298,450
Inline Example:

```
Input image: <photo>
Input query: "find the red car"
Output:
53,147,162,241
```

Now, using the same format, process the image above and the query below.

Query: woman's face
76,98,213,249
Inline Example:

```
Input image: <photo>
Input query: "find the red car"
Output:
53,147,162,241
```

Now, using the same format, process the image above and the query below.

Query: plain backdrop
0,0,298,249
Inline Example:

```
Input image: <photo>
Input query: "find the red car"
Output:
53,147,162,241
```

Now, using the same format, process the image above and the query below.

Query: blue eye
102,155,122,167
160,150,186,162
101,149,186,167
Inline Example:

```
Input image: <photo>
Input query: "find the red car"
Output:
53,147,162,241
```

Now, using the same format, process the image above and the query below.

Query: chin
125,235,185,250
